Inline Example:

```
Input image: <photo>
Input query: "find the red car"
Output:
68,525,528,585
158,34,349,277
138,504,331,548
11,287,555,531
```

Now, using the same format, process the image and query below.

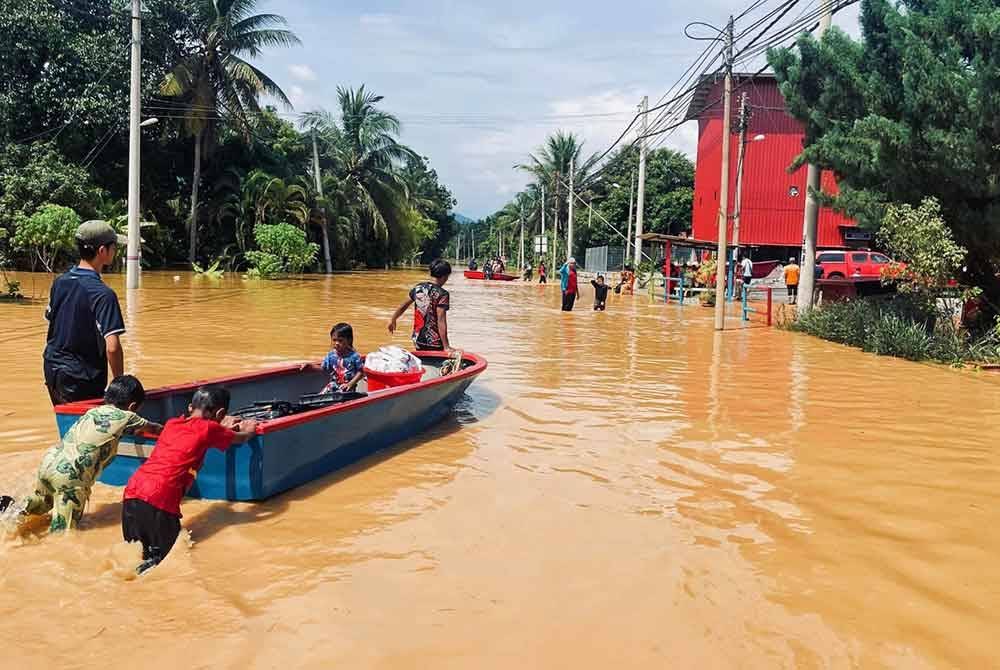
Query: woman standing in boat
388,259,452,351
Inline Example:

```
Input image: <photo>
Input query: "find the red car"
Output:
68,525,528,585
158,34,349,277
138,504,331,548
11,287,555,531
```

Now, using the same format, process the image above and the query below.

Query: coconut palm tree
242,170,310,228
161,0,300,265
518,130,600,260
302,87,416,263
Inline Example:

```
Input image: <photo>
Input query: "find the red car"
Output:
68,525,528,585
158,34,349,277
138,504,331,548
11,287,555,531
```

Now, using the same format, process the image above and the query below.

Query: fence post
766,287,773,326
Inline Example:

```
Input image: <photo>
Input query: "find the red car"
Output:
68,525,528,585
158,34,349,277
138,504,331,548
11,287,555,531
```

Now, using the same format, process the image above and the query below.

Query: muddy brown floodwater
1,270,999,669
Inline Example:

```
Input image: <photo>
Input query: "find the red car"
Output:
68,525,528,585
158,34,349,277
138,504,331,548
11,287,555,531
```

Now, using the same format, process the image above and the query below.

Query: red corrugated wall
690,78,855,248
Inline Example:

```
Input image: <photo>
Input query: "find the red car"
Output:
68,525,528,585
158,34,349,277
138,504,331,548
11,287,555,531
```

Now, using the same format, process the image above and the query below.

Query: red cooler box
364,367,424,391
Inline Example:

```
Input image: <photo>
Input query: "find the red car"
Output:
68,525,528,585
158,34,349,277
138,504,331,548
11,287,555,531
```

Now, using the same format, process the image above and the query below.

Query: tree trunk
188,129,203,265
320,218,333,273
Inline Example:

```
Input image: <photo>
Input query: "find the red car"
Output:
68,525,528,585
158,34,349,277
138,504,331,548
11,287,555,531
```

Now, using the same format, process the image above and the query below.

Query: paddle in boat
51,351,486,501
463,270,517,281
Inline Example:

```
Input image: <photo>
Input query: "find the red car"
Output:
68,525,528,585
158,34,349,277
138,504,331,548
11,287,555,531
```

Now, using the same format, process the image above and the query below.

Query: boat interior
118,355,466,426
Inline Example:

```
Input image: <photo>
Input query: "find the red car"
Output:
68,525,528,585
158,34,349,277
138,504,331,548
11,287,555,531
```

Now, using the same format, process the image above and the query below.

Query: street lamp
728,133,767,300
140,117,158,127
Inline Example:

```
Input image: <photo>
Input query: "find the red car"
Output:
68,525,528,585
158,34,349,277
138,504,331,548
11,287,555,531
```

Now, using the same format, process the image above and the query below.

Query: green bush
790,296,1000,364
866,315,932,360
244,223,318,278
11,204,81,272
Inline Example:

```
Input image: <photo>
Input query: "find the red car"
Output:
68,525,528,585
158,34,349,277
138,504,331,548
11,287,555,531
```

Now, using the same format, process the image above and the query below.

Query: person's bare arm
144,422,164,435
388,298,414,334
341,371,363,391
106,334,124,378
221,416,259,443
437,306,450,350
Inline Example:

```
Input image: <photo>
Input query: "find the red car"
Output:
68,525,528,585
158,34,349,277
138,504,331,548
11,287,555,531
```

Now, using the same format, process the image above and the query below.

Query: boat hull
463,270,517,281
52,352,486,501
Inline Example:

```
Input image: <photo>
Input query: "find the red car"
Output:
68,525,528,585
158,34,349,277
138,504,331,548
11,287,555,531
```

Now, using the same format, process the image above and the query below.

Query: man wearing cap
42,221,128,405
559,257,580,312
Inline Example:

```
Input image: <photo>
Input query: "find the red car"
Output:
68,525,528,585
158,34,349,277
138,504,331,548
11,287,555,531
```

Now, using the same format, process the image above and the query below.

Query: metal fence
584,246,625,272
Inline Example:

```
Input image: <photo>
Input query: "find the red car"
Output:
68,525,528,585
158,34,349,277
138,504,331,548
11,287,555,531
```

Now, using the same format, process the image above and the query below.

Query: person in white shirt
739,255,753,291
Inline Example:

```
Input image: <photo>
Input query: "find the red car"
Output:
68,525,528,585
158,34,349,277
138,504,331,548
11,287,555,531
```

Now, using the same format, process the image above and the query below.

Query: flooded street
1,270,999,669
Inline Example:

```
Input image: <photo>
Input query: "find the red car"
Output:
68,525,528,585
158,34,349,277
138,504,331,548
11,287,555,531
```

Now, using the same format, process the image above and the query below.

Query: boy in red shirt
122,386,257,573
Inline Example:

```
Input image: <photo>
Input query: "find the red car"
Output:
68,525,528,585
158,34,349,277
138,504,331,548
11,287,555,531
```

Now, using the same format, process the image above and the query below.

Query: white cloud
287,85,310,109
288,64,317,82
359,13,397,27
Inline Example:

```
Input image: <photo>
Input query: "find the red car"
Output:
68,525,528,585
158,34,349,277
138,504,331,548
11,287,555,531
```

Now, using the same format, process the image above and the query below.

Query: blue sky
256,1,860,218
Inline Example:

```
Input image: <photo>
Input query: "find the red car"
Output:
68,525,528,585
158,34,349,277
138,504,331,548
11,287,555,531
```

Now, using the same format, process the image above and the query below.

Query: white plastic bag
364,346,423,374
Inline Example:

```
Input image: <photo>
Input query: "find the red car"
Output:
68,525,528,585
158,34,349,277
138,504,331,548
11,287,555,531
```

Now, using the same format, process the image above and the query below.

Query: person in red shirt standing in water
558,257,580,311
388,259,452,351
121,386,257,574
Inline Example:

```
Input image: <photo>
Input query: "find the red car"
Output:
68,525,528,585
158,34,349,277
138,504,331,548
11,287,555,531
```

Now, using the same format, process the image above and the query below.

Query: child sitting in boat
321,322,364,393
122,386,258,573
0,375,162,532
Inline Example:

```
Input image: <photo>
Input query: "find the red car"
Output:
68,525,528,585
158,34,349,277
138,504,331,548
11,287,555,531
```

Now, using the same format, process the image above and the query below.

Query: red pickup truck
816,250,895,279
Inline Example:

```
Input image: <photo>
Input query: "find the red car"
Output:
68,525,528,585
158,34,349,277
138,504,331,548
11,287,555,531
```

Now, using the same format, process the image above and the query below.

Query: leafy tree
517,131,599,258
303,86,416,267
878,198,967,297
768,0,1000,314
12,204,81,271
245,223,318,277
160,0,300,264
0,142,101,234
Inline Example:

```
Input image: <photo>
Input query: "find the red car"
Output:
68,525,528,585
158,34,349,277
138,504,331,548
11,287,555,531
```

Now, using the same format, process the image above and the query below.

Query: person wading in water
559,257,580,311
43,220,128,405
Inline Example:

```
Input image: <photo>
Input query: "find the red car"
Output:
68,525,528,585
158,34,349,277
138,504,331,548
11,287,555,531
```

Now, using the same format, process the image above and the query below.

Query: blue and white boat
52,351,486,501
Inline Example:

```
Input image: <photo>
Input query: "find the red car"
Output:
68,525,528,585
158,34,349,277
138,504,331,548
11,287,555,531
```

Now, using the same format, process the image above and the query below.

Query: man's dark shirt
43,266,125,396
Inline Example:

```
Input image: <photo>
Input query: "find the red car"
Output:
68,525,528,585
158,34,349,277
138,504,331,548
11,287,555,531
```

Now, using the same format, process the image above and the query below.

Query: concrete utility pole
625,166,635,267
567,156,575,261
634,96,648,267
519,203,525,271
797,3,835,312
540,184,546,265
312,132,333,273
714,16,734,331
728,92,750,301
125,0,142,289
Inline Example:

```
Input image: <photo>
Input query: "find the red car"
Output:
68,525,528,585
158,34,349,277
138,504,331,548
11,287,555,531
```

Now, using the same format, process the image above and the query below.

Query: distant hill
453,213,475,225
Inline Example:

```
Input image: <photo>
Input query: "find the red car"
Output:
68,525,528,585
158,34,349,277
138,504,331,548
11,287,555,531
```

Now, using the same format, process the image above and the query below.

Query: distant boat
52,352,487,501
464,270,517,281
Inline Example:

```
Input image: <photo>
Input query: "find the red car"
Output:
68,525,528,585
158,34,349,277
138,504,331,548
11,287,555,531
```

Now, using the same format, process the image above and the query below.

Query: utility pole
540,184,546,267
797,4,834,312
472,229,475,260
728,92,750,301
125,0,142,289
634,96,648,267
714,16,734,331
567,156,575,261
552,175,560,272
519,203,525,271
625,166,635,268
312,132,333,273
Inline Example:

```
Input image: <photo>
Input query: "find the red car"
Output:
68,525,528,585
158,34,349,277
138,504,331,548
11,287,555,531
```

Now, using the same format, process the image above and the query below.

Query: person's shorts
43,365,104,406
122,498,182,571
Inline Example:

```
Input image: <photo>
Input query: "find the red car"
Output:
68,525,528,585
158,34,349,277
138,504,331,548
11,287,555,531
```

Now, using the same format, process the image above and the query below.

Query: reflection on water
2,270,1000,669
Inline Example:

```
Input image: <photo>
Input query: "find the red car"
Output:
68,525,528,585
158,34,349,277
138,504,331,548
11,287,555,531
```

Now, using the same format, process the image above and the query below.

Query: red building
685,73,867,255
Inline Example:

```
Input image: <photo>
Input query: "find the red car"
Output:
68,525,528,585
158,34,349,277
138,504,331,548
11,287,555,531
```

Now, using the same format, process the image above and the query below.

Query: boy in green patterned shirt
0,375,162,532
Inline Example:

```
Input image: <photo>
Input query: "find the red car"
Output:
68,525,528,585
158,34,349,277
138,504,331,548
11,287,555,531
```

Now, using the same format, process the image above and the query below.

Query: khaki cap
76,220,127,247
